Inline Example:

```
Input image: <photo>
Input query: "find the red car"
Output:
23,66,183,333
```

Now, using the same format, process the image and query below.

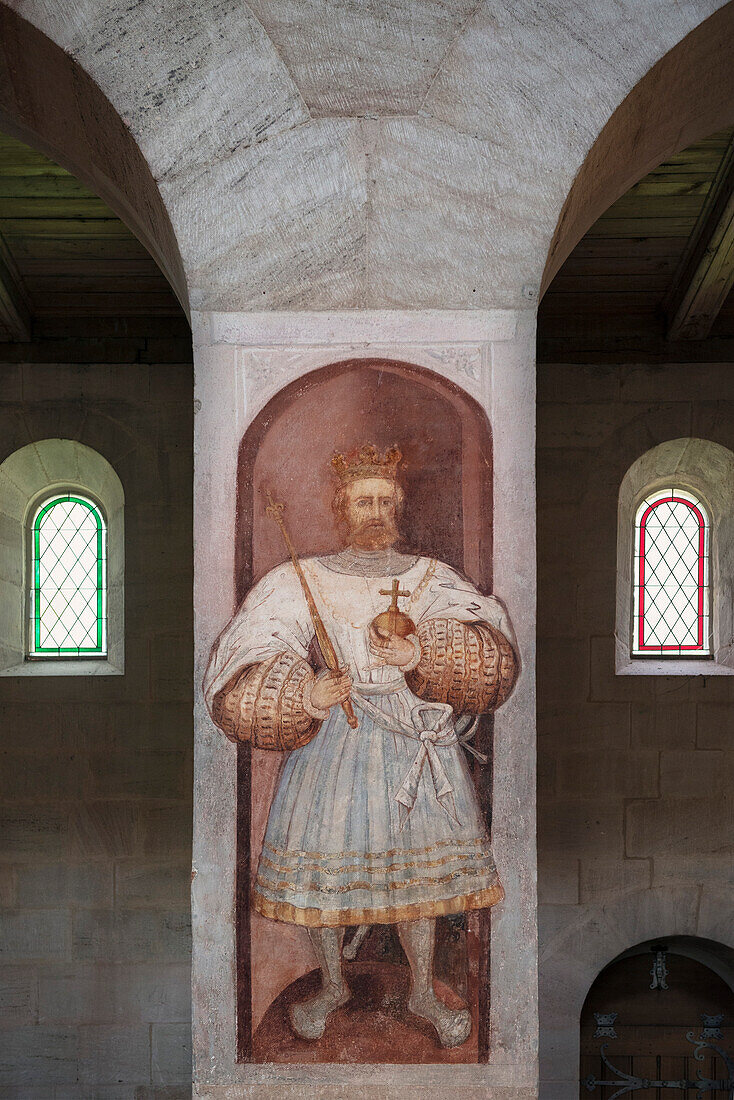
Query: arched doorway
580,937,734,1098
233,356,495,1063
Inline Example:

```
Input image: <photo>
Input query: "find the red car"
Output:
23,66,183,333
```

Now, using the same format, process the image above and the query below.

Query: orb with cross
371,577,417,638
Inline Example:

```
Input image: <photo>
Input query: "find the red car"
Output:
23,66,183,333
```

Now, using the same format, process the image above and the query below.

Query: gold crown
331,443,403,482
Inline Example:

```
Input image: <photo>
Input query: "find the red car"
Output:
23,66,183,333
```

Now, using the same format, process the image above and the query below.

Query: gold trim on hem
256,864,496,895
259,848,495,876
261,834,485,862
251,883,504,927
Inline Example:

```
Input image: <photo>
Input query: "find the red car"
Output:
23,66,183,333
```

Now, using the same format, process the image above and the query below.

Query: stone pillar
192,309,538,1099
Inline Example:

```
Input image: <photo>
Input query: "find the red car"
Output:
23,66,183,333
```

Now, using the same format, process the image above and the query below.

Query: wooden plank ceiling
539,128,734,362
0,132,184,341
1,125,732,357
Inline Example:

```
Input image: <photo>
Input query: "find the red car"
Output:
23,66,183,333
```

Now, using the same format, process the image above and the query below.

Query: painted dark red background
234,358,494,1063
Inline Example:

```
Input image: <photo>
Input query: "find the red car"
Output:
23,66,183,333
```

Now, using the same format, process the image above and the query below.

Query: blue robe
204,551,513,926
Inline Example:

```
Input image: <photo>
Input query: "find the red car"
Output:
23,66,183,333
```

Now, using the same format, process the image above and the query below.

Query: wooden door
580,951,734,1098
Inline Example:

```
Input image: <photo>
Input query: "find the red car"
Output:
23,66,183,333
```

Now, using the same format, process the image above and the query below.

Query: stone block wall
0,319,193,1098
537,360,734,1093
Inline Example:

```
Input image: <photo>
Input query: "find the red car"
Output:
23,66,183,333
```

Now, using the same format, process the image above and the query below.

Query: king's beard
348,517,399,551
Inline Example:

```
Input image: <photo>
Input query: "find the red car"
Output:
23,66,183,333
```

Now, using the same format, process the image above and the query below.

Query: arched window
616,439,734,675
633,488,710,657
0,440,124,677
29,493,107,658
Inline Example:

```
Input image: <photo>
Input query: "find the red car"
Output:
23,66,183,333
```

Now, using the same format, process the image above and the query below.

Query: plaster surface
2,2,733,314
192,308,537,1096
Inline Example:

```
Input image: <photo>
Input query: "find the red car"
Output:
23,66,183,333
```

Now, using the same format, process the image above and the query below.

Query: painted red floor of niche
252,961,478,1063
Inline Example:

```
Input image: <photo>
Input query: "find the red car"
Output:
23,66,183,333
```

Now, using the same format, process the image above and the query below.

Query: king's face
345,477,400,551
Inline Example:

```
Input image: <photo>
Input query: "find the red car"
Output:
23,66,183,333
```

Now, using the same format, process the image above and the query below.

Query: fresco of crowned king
204,442,518,1054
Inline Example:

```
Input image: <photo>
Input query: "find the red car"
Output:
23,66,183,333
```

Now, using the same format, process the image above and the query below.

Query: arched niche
0,439,124,676
0,4,187,312
234,357,494,1062
236,357,492,598
542,2,734,295
616,438,734,676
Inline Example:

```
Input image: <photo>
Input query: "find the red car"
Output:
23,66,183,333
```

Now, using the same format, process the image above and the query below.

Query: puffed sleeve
203,563,325,750
405,561,519,714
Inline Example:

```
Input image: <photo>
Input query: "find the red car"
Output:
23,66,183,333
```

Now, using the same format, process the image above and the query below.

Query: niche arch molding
0,438,124,677
616,438,734,677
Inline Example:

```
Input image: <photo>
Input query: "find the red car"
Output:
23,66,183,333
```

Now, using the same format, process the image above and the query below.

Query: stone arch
4,1,730,311
539,886,734,1097
579,934,734,1093
0,439,124,676
542,1,734,295
602,934,734,997
0,4,187,310
615,439,734,676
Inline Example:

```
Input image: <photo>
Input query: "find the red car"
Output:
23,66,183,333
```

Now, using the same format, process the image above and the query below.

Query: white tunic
204,550,514,926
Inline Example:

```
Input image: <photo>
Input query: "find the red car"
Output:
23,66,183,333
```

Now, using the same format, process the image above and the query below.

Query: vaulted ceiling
1,122,734,359
1,1,732,314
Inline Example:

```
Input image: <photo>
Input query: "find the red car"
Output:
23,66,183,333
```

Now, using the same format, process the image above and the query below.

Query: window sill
617,657,734,677
0,658,123,677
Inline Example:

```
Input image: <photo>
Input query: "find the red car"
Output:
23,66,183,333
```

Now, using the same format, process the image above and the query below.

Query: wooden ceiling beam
0,230,31,341
665,136,734,340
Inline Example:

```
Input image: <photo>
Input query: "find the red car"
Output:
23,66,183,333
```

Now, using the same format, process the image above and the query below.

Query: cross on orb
376,578,413,636
379,578,411,608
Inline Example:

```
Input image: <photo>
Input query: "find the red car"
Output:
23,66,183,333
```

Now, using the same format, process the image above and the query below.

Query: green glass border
31,493,106,656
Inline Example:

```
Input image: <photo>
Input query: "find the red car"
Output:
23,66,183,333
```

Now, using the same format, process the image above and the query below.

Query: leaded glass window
632,488,710,656
29,493,107,658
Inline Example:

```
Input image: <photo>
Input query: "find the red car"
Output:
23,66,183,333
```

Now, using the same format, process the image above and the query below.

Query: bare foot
289,981,350,1040
407,989,472,1048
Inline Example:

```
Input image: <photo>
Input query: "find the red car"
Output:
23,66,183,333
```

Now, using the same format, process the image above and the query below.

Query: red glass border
637,495,706,652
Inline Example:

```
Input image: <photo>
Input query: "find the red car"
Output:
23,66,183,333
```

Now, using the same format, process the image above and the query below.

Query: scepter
265,491,358,729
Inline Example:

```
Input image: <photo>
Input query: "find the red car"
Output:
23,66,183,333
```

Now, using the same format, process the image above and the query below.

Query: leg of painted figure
397,917,471,1048
289,926,350,1040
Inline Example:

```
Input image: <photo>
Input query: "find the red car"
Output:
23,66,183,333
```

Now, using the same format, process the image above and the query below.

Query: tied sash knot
351,687,460,828
395,703,460,829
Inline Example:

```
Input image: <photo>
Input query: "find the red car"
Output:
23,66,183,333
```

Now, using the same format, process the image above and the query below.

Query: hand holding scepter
265,491,358,729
